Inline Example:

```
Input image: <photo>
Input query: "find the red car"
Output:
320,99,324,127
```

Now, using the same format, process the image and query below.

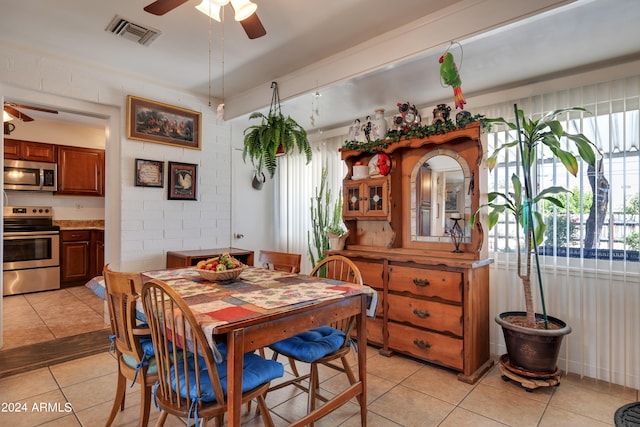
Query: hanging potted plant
473,105,599,376
243,81,312,179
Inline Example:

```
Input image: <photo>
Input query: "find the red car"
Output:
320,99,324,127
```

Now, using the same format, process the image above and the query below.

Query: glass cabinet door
343,178,388,219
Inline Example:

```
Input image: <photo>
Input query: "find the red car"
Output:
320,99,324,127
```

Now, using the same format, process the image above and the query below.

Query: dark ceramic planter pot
496,311,571,374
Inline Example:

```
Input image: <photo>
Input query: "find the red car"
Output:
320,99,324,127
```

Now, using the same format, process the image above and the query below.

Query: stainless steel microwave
4,159,58,192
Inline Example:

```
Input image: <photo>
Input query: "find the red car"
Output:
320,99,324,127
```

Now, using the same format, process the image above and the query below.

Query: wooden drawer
387,294,462,337
388,322,463,370
366,317,384,345
353,259,384,289
388,265,462,302
61,230,91,241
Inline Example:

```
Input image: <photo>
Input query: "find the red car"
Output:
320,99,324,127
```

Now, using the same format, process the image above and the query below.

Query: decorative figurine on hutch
362,115,373,142
432,103,451,124
439,51,466,109
347,118,365,144
397,102,421,127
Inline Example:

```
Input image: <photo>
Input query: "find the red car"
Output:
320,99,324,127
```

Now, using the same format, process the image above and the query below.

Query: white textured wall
0,42,245,274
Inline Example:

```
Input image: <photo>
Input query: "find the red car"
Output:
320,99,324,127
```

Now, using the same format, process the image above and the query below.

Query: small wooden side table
166,247,254,268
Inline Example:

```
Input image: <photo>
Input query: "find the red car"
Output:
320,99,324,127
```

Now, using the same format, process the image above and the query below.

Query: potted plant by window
474,105,599,377
243,82,312,179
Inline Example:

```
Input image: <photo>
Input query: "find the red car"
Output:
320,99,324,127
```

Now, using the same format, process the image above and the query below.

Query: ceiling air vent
105,15,161,46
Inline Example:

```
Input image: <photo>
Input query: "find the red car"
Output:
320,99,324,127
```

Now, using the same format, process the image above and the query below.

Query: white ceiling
2,0,640,131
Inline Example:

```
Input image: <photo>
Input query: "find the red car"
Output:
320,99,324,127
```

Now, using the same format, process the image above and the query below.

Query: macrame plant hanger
269,81,281,118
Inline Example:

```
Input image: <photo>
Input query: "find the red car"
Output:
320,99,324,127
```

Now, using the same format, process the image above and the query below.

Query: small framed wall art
134,158,164,188
127,95,201,150
168,161,197,200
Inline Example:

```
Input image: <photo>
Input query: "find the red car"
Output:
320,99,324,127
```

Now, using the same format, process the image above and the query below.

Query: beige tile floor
1,287,637,426
1,286,109,350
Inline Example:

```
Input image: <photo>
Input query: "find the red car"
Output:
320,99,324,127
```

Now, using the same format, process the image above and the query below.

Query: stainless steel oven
3,206,60,296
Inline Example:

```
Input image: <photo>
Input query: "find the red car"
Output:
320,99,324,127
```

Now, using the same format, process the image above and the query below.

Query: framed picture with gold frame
127,95,201,150
134,158,164,188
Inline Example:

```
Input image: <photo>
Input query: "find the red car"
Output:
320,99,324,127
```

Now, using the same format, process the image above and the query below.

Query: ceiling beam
223,0,576,121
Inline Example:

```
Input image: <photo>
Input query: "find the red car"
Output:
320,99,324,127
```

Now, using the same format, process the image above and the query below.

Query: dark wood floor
0,329,111,378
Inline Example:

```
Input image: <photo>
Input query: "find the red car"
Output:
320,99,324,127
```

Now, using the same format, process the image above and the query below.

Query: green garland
343,114,488,153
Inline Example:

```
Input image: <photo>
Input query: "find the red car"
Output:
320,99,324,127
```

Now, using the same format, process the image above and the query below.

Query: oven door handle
3,231,60,238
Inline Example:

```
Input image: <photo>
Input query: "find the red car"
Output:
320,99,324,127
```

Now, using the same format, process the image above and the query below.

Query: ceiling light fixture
196,1,222,22
230,0,257,21
195,0,257,22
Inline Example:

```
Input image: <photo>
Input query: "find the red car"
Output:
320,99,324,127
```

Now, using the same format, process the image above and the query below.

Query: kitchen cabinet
331,122,493,384
57,145,105,196
60,230,91,286
4,138,56,162
90,230,104,278
60,229,104,286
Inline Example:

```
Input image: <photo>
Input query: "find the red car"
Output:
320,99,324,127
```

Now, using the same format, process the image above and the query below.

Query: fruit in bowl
195,253,246,281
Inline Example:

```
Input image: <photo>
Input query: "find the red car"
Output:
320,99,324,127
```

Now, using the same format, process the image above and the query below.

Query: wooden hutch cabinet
331,122,493,384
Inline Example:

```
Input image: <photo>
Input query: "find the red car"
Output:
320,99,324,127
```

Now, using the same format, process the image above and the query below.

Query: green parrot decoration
439,52,466,109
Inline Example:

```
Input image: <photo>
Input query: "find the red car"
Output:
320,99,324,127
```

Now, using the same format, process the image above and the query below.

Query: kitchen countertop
54,220,104,231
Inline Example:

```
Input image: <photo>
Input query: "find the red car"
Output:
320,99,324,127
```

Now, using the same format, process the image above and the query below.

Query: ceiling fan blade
4,106,34,122
144,0,190,16
12,104,58,114
239,13,266,39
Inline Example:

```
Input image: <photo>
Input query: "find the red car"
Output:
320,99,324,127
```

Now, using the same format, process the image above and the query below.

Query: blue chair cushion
269,326,346,363
122,353,158,375
171,351,284,403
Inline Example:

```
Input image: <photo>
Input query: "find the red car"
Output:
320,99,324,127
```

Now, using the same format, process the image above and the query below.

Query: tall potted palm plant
474,105,599,375
243,82,312,180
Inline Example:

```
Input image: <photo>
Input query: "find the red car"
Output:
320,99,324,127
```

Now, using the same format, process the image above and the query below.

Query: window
482,78,640,262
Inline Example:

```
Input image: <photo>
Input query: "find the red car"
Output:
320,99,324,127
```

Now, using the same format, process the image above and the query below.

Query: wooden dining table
140,265,369,427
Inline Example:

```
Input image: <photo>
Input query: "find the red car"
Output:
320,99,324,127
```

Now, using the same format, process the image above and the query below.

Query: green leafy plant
243,82,312,178
472,106,599,328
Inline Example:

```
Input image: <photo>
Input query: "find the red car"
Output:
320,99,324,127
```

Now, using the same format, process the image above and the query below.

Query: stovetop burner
3,206,60,232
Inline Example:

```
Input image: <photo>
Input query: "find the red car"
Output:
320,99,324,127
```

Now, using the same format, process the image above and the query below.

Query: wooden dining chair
258,250,302,273
267,255,363,421
103,264,156,427
140,278,284,427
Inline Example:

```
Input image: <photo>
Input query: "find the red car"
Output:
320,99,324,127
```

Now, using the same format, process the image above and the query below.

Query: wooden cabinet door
343,178,388,219
90,230,104,278
4,139,21,159
57,146,105,196
61,241,90,282
4,139,56,162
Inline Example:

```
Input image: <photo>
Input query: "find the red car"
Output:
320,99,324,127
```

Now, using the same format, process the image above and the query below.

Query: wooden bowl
196,265,246,282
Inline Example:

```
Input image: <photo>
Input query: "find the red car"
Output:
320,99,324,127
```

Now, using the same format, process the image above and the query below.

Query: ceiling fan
144,0,266,39
3,102,58,122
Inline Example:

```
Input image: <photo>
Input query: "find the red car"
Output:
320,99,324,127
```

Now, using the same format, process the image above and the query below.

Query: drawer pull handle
413,278,430,287
413,339,431,349
413,309,430,318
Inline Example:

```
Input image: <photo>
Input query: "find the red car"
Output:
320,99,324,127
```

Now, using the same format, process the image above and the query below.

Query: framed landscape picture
134,158,164,188
127,95,201,150
168,161,197,200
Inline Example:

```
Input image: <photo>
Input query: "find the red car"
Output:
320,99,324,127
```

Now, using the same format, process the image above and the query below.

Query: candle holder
450,216,463,253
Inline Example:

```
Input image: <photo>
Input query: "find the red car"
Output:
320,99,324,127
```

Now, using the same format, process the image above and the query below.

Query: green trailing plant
472,106,599,329
243,82,312,178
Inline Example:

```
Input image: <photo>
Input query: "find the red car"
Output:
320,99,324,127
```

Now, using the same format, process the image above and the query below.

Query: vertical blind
279,75,640,389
